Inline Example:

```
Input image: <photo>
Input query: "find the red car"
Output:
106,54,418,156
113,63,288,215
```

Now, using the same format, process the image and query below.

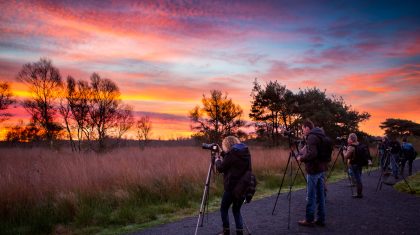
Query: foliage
249,79,298,145
189,90,244,143
380,118,420,137
294,87,370,138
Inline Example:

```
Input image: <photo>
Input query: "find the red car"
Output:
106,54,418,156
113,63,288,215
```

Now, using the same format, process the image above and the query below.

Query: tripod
375,149,413,192
194,149,217,235
271,135,307,229
326,145,354,195
194,148,252,235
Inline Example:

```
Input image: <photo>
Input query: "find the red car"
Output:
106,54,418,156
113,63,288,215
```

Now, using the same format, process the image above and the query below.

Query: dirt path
130,160,420,235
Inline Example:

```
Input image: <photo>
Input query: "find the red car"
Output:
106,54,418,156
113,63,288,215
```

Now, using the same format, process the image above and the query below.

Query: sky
0,0,419,139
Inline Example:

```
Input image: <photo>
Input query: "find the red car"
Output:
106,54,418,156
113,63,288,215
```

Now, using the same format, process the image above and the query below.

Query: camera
202,143,219,152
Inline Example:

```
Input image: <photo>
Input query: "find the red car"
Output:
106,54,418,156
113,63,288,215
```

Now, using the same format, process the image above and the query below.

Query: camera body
202,143,219,152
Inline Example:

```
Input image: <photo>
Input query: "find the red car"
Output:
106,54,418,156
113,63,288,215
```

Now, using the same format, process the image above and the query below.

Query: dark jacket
301,127,328,174
389,140,401,154
215,143,251,192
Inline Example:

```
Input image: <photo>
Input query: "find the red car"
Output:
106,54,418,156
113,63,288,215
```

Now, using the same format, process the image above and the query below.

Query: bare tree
16,58,63,145
136,115,152,149
66,77,92,151
0,82,15,123
88,73,121,151
115,104,134,145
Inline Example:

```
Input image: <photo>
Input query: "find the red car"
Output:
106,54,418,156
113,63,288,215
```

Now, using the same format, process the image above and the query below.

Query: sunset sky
0,0,419,139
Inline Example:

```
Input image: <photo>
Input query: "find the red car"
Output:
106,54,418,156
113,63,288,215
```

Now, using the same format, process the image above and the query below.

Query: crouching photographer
215,136,252,235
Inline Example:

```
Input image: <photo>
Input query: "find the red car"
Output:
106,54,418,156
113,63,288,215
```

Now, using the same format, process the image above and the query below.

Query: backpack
402,143,416,160
233,158,257,203
352,143,371,166
310,133,333,162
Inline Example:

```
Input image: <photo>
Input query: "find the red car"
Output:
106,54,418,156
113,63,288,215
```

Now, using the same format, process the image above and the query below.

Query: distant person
388,136,401,179
343,133,363,198
215,136,251,235
400,137,417,176
297,120,327,227
379,136,390,171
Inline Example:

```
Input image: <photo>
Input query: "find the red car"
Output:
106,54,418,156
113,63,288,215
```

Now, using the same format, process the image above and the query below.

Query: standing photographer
297,120,327,227
400,137,416,176
343,133,363,198
215,136,251,235
388,136,401,180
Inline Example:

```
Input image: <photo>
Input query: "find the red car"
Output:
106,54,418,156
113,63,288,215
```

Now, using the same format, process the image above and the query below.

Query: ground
130,160,420,235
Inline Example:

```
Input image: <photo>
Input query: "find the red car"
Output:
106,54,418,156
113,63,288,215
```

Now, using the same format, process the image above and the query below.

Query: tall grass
0,146,293,235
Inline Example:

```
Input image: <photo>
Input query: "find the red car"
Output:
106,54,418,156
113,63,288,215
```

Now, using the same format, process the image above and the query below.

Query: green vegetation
394,172,420,195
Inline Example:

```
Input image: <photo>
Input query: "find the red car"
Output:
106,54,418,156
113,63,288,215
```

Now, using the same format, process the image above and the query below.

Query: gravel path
130,160,420,235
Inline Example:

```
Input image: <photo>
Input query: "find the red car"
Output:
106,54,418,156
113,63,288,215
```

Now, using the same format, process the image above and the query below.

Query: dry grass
0,146,289,213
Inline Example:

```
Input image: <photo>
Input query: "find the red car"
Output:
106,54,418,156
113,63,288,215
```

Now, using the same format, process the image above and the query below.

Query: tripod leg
195,162,213,235
292,156,307,183
376,167,384,192
272,153,292,215
399,173,414,193
326,150,340,180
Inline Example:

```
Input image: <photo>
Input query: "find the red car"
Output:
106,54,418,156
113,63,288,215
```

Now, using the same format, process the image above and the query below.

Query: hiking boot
236,229,244,235
298,220,315,227
315,220,326,227
352,194,363,198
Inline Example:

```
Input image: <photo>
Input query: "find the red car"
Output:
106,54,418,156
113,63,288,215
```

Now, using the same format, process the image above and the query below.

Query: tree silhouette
189,90,243,143
380,118,420,137
250,79,297,145
0,82,15,123
16,58,63,145
136,115,152,149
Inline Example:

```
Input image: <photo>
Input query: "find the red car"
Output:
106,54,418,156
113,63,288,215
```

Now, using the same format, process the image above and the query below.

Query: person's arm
215,152,235,173
343,145,355,163
300,134,318,162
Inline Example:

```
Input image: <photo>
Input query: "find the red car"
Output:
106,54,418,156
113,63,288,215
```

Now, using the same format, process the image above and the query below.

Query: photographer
297,120,327,227
215,136,251,235
379,136,390,171
343,133,363,198
400,137,417,176
388,136,401,180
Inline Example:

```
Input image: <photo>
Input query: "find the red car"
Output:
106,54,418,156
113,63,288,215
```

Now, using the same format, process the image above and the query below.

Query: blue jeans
306,172,325,222
350,165,362,186
220,191,244,230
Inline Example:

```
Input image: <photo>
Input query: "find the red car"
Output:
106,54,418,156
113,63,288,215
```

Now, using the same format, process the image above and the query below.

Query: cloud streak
1,0,419,137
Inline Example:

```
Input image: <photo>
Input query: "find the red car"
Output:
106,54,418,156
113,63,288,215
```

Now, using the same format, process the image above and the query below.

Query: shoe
298,220,315,227
315,220,326,227
352,194,363,198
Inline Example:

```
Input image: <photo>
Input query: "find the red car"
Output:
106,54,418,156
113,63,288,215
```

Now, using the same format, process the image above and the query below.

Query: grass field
0,145,373,235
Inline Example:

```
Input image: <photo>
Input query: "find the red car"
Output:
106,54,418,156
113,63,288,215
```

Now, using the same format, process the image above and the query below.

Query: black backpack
402,144,416,160
233,158,257,203
310,133,333,162
352,143,371,166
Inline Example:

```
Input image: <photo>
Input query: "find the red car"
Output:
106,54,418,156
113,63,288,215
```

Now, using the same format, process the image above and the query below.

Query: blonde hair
348,133,358,143
222,136,240,152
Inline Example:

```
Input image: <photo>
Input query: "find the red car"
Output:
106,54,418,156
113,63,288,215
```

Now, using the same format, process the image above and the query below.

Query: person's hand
368,159,373,166
297,156,302,162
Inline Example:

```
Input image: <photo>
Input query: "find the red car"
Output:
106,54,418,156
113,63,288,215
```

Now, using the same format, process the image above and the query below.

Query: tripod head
202,143,221,164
